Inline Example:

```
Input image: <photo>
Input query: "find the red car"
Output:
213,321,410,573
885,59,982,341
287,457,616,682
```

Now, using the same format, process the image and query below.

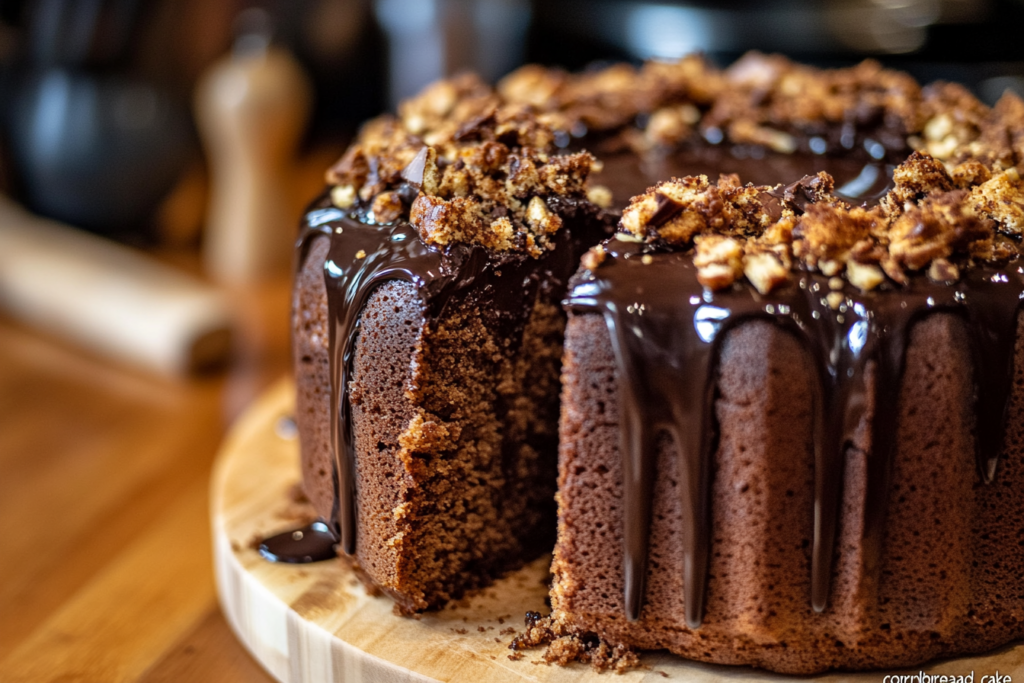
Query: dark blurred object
374,0,530,107
1,0,1023,241
268,0,384,142
9,70,193,239
528,0,1024,105
3,0,194,241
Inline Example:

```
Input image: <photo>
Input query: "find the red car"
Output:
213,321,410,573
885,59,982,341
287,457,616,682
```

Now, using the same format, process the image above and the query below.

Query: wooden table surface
0,273,291,683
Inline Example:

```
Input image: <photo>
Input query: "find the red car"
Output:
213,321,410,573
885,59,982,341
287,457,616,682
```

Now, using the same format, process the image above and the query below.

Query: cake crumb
508,611,643,674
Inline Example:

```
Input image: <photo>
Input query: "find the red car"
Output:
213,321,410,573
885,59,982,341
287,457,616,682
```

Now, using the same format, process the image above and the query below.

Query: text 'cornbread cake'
287,52,1024,673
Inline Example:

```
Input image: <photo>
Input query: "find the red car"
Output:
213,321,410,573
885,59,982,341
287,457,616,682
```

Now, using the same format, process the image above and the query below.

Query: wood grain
0,146,336,683
213,380,1024,683
0,271,289,682
136,608,277,683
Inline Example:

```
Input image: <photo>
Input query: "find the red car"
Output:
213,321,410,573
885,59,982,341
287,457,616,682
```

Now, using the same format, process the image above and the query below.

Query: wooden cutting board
211,378,1024,683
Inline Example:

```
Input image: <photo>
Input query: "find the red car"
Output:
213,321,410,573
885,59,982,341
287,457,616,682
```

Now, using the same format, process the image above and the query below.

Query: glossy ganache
268,154,893,565
258,521,339,563
290,189,609,560
566,235,1024,628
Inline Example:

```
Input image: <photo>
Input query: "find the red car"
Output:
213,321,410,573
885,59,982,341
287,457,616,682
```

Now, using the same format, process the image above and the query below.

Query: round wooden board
212,378,1024,683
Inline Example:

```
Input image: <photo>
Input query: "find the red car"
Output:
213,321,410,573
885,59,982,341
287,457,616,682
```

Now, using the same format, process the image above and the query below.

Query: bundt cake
287,52,1024,672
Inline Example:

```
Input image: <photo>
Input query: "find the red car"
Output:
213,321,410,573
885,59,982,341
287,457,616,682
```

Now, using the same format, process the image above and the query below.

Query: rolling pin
0,196,234,375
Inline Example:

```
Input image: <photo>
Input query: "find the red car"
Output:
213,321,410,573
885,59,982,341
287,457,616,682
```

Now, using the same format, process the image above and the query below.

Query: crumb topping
606,153,1024,293
323,51,1024,275
324,75,598,257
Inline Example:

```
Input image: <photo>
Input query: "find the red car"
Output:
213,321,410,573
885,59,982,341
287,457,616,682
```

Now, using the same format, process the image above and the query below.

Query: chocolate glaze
294,189,611,557
285,139,920,619
259,521,338,563
283,145,897,565
593,147,894,211
566,237,1023,627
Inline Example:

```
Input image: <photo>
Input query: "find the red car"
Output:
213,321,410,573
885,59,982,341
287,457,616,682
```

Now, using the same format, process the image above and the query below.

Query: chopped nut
927,135,959,160
641,254,654,265
743,252,788,294
355,250,366,259
729,120,796,154
646,105,699,145
581,244,606,271
846,261,885,291
924,113,953,141
695,235,743,290
371,191,405,223
969,168,1024,234
698,262,740,290
828,276,844,291
694,235,743,267
819,260,842,277
826,291,844,310
928,258,960,283
321,56,1024,280
615,232,645,243
331,184,356,209
587,185,613,209
766,129,797,154
526,196,562,235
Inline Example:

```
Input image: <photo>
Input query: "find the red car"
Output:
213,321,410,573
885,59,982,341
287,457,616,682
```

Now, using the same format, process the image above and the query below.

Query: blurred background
1,3,1024,679
0,0,1020,393
1,0,1023,252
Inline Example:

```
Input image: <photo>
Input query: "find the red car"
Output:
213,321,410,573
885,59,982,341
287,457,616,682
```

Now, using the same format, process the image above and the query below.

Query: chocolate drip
567,237,1023,626
296,191,610,558
259,521,338,563
594,147,894,213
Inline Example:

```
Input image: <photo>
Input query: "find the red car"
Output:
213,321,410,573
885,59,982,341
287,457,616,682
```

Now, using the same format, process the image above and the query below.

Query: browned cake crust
554,313,1024,673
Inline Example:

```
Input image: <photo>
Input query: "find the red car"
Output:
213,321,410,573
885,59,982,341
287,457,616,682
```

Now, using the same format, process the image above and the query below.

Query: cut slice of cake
292,84,613,612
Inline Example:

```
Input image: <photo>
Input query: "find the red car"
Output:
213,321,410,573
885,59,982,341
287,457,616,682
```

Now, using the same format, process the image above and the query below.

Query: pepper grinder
195,9,312,284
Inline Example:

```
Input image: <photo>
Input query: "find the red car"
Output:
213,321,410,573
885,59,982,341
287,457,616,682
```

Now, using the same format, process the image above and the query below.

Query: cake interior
294,188,611,612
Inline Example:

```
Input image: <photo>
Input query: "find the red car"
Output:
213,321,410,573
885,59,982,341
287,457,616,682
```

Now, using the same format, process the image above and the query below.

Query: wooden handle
0,196,233,374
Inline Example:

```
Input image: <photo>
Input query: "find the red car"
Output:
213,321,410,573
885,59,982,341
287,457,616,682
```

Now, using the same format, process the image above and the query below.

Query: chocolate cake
288,52,1024,672
290,85,616,611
